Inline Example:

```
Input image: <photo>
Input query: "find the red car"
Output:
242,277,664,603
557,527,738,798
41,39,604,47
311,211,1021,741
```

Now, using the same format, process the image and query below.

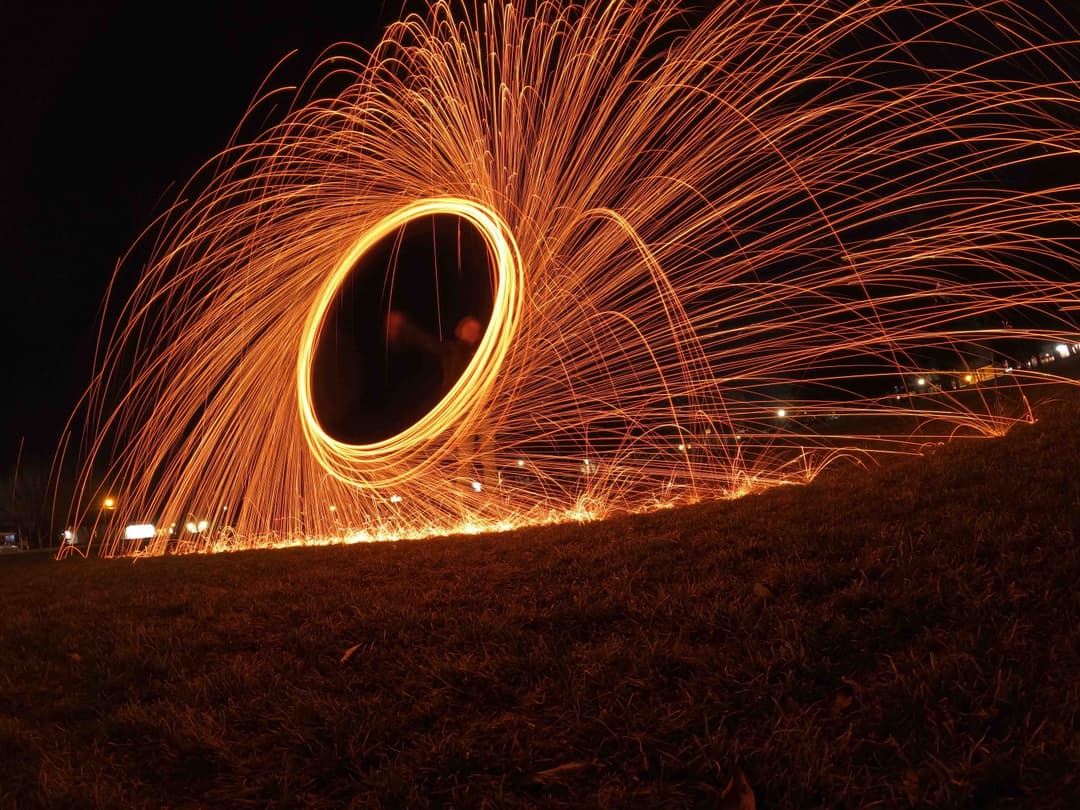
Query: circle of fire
297,197,523,487
67,0,1080,556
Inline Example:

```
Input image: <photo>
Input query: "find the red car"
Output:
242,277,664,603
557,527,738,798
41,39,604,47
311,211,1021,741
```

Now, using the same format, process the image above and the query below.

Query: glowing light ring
297,197,523,487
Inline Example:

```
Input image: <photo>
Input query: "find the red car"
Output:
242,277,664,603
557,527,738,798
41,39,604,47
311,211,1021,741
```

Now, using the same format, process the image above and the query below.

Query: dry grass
1,387,1078,808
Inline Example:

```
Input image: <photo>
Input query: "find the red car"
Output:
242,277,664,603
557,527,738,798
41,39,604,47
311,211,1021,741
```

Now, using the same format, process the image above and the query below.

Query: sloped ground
1,387,1078,808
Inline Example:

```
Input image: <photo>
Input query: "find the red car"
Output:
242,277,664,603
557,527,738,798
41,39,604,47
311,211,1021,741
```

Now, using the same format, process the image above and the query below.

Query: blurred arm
387,311,442,356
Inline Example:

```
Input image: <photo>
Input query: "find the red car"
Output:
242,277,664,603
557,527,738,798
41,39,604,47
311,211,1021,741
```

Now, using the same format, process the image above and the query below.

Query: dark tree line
0,457,80,550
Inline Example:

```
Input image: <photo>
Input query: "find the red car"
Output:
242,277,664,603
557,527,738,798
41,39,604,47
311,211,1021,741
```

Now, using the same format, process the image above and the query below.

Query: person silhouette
386,310,494,492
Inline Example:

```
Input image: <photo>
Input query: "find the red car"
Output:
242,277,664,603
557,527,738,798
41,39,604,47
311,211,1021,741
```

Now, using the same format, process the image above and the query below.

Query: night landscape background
2,1,1080,807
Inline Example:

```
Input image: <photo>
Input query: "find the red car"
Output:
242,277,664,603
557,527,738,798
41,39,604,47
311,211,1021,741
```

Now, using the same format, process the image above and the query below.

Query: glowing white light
471,481,483,492
329,505,337,512
389,494,403,503
197,520,209,532
63,530,73,541
1056,344,1070,358
123,524,156,541
677,443,686,451
776,409,787,418
516,459,525,467
185,521,197,533
916,378,926,387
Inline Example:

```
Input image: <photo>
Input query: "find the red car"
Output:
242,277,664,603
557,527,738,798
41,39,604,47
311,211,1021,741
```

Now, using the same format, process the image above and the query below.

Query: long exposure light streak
64,0,1080,556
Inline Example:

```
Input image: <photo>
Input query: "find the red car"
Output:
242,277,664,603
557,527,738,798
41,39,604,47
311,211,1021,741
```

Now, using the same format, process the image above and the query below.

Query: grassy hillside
2,388,1078,808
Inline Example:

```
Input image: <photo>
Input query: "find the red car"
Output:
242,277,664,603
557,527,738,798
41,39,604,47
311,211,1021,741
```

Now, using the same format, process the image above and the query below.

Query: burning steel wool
65,0,1080,556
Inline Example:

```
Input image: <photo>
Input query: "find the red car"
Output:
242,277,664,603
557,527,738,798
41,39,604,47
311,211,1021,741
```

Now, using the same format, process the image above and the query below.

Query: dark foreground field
3,392,1079,808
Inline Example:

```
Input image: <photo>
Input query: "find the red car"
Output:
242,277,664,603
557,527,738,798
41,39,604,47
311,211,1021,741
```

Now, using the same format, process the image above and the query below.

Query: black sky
0,0,427,467
2,0,1078,471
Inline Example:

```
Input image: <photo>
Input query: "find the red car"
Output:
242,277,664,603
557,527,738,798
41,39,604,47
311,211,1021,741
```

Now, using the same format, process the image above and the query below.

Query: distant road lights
964,374,974,384
516,458,525,467
471,481,483,493
329,505,337,512
389,494,403,504
1056,344,1070,359
916,377,927,387
677,443,686,452
103,497,115,510
776,408,787,418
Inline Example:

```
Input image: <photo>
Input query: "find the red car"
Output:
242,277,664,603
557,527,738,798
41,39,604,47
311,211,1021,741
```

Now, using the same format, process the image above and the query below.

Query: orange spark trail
63,0,1080,557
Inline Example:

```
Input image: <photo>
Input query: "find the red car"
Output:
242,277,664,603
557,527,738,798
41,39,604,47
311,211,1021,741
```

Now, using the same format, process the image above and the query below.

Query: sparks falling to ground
63,0,1080,557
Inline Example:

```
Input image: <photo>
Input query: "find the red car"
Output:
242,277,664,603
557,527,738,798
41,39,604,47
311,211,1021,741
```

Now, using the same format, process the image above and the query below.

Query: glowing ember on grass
64,0,1080,557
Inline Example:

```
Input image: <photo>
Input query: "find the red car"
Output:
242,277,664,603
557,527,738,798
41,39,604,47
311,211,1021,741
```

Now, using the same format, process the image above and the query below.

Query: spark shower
66,0,1080,556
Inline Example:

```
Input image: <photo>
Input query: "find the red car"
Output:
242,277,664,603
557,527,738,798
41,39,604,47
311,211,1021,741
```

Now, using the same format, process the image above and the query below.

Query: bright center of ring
297,198,523,489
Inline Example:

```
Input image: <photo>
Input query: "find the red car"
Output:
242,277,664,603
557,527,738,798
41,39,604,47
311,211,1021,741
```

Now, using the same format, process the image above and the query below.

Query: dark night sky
0,0,425,468
2,0,1078,472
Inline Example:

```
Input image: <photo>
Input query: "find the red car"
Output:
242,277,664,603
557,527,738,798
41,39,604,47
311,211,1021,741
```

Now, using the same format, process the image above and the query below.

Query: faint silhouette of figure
387,310,494,492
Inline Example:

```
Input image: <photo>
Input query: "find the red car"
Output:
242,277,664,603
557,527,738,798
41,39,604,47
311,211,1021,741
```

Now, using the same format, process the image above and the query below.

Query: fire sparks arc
63,0,1080,557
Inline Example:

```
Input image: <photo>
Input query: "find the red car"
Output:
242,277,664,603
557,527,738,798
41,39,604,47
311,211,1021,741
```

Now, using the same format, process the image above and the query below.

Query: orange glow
62,1,1080,557
296,197,523,490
